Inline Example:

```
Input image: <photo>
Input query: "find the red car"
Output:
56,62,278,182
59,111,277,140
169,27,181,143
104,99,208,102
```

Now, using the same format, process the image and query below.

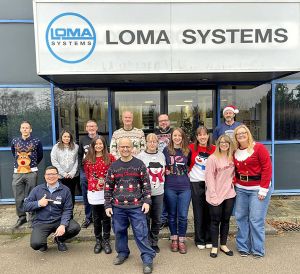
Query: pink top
205,154,236,206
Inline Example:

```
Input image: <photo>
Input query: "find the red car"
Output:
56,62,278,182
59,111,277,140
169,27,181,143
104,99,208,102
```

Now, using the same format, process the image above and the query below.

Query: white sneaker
197,245,206,250
205,244,213,249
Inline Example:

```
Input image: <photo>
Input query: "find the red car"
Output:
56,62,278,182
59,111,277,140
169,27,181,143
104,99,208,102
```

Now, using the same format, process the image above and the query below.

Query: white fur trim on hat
223,105,239,115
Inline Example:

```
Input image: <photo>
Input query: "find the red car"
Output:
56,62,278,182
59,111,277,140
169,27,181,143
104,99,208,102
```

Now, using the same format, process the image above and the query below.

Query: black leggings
92,204,111,240
209,198,235,248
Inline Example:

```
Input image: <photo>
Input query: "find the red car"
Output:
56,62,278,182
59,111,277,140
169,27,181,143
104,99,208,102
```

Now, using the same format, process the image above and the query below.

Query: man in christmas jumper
110,111,146,159
78,119,99,228
213,105,242,141
11,121,43,229
105,138,155,274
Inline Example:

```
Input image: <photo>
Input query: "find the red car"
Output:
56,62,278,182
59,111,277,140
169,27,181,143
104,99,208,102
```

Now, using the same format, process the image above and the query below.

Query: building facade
0,0,300,203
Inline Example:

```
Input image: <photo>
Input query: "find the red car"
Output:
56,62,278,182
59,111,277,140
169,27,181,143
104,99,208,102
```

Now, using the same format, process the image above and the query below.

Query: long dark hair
193,126,213,151
84,136,111,165
168,127,190,157
57,129,75,150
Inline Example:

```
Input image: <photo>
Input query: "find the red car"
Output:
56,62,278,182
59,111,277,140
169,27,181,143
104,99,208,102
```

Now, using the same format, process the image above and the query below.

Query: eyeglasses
119,146,131,150
236,131,248,136
45,173,58,176
147,141,158,144
220,141,230,145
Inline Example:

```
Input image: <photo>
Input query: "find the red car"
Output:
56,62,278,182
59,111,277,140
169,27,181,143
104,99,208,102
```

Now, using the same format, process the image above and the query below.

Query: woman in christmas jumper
51,129,79,208
205,134,236,258
137,133,166,253
163,128,191,254
233,125,272,258
84,136,116,254
189,126,216,250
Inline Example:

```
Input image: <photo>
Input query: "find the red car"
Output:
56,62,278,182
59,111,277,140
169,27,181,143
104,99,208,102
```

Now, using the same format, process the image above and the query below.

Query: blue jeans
235,187,272,256
80,169,92,221
112,207,155,264
165,188,191,237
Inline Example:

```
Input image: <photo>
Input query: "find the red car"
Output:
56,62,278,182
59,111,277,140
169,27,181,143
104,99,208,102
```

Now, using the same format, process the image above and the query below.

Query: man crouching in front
23,166,81,252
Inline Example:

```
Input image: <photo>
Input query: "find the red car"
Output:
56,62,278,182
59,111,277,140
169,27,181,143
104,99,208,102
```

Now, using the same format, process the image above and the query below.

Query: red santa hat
223,105,239,115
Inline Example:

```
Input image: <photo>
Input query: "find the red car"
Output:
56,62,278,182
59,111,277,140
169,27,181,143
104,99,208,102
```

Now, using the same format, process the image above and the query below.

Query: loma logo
46,12,96,63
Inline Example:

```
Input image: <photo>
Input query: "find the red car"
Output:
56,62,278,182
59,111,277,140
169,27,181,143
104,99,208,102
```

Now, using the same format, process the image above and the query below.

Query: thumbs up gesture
38,194,49,207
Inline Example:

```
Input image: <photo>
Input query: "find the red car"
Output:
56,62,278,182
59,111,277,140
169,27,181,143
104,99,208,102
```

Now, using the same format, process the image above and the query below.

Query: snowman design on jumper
195,151,210,171
147,162,164,189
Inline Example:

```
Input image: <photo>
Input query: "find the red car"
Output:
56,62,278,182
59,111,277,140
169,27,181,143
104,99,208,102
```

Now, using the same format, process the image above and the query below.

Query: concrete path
0,232,300,274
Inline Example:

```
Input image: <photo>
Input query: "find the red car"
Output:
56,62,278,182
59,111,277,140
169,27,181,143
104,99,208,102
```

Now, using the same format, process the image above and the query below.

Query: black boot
94,238,102,254
102,239,112,254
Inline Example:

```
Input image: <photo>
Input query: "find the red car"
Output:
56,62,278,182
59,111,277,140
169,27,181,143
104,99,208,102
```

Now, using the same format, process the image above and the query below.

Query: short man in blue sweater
213,105,242,141
11,121,43,228
23,166,81,252
105,138,155,274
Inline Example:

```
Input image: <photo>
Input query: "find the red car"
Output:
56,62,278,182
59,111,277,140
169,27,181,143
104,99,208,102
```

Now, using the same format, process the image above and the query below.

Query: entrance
114,89,215,140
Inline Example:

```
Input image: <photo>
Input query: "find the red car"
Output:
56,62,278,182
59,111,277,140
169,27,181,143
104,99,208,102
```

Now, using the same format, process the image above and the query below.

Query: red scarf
148,169,164,183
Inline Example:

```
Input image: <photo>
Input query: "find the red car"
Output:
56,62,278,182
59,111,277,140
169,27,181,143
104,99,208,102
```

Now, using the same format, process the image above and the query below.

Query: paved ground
1,232,300,274
1,196,300,237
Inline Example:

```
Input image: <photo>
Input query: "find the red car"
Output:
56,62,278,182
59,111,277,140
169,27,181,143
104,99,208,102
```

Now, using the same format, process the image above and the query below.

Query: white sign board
33,1,300,75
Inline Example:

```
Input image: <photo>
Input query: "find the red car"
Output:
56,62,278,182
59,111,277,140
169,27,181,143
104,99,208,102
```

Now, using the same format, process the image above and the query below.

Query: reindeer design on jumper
15,143,33,173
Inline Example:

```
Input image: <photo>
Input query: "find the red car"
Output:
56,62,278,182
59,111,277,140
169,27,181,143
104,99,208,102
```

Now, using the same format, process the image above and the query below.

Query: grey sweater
137,151,166,196
50,143,79,178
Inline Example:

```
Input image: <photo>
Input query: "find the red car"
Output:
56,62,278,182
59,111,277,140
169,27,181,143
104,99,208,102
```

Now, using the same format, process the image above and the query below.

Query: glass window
114,91,160,134
168,90,214,140
275,83,300,140
0,150,52,199
0,87,52,146
55,88,108,143
274,144,300,190
220,84,271,141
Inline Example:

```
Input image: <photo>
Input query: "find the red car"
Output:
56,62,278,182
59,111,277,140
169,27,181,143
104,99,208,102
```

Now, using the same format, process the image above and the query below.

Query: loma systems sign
46,12,96,63
33,1,300,74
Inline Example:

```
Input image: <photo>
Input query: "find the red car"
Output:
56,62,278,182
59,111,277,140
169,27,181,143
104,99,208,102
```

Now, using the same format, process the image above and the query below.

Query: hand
106,208,113,217
258,194,265,200
64,173,72,179
141,203,150,214
38,194,49,207
53,225,66,237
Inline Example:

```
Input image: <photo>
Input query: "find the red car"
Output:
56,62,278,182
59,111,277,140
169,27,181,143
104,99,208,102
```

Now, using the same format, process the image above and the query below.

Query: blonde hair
213,134,234,162
168,128,190,157
233,125,255,154
146,133,158,153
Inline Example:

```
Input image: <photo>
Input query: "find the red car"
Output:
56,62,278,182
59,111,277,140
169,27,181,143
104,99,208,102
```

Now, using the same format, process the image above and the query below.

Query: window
275,83,300,140
0,87,52,146
220,84,271,141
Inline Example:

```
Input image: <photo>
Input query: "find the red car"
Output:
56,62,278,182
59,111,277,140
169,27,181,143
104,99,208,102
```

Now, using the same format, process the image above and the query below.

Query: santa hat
223,105,239,115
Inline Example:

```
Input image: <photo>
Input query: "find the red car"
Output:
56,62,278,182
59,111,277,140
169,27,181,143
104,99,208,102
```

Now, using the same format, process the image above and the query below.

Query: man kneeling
24,166,81,252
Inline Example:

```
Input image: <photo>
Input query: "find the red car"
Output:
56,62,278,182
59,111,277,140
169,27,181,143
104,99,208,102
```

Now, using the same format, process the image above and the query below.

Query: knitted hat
223,105,239,115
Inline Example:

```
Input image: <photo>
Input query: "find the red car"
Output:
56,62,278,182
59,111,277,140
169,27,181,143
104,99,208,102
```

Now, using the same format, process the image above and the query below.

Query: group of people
10,105,272,274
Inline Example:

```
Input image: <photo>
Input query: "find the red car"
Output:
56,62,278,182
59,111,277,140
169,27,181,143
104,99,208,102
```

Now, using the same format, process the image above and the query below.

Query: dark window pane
220,84,271,141
0,150,52,199
168,90,214,140
0,88,52,146
275,83,300,140
55,88,108,143
274,144,300,190
114,91,160,134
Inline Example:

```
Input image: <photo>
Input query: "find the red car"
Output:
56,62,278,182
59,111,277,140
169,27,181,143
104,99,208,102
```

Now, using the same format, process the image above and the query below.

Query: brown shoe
178,241,187,254
171,240,178,252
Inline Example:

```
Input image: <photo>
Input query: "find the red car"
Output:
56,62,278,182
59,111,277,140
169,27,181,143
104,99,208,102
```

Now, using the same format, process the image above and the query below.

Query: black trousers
30,219,81,250
60,176,79,208
147,194,164,246
92,204,111,240
209,197,235,248
190,181,211,245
